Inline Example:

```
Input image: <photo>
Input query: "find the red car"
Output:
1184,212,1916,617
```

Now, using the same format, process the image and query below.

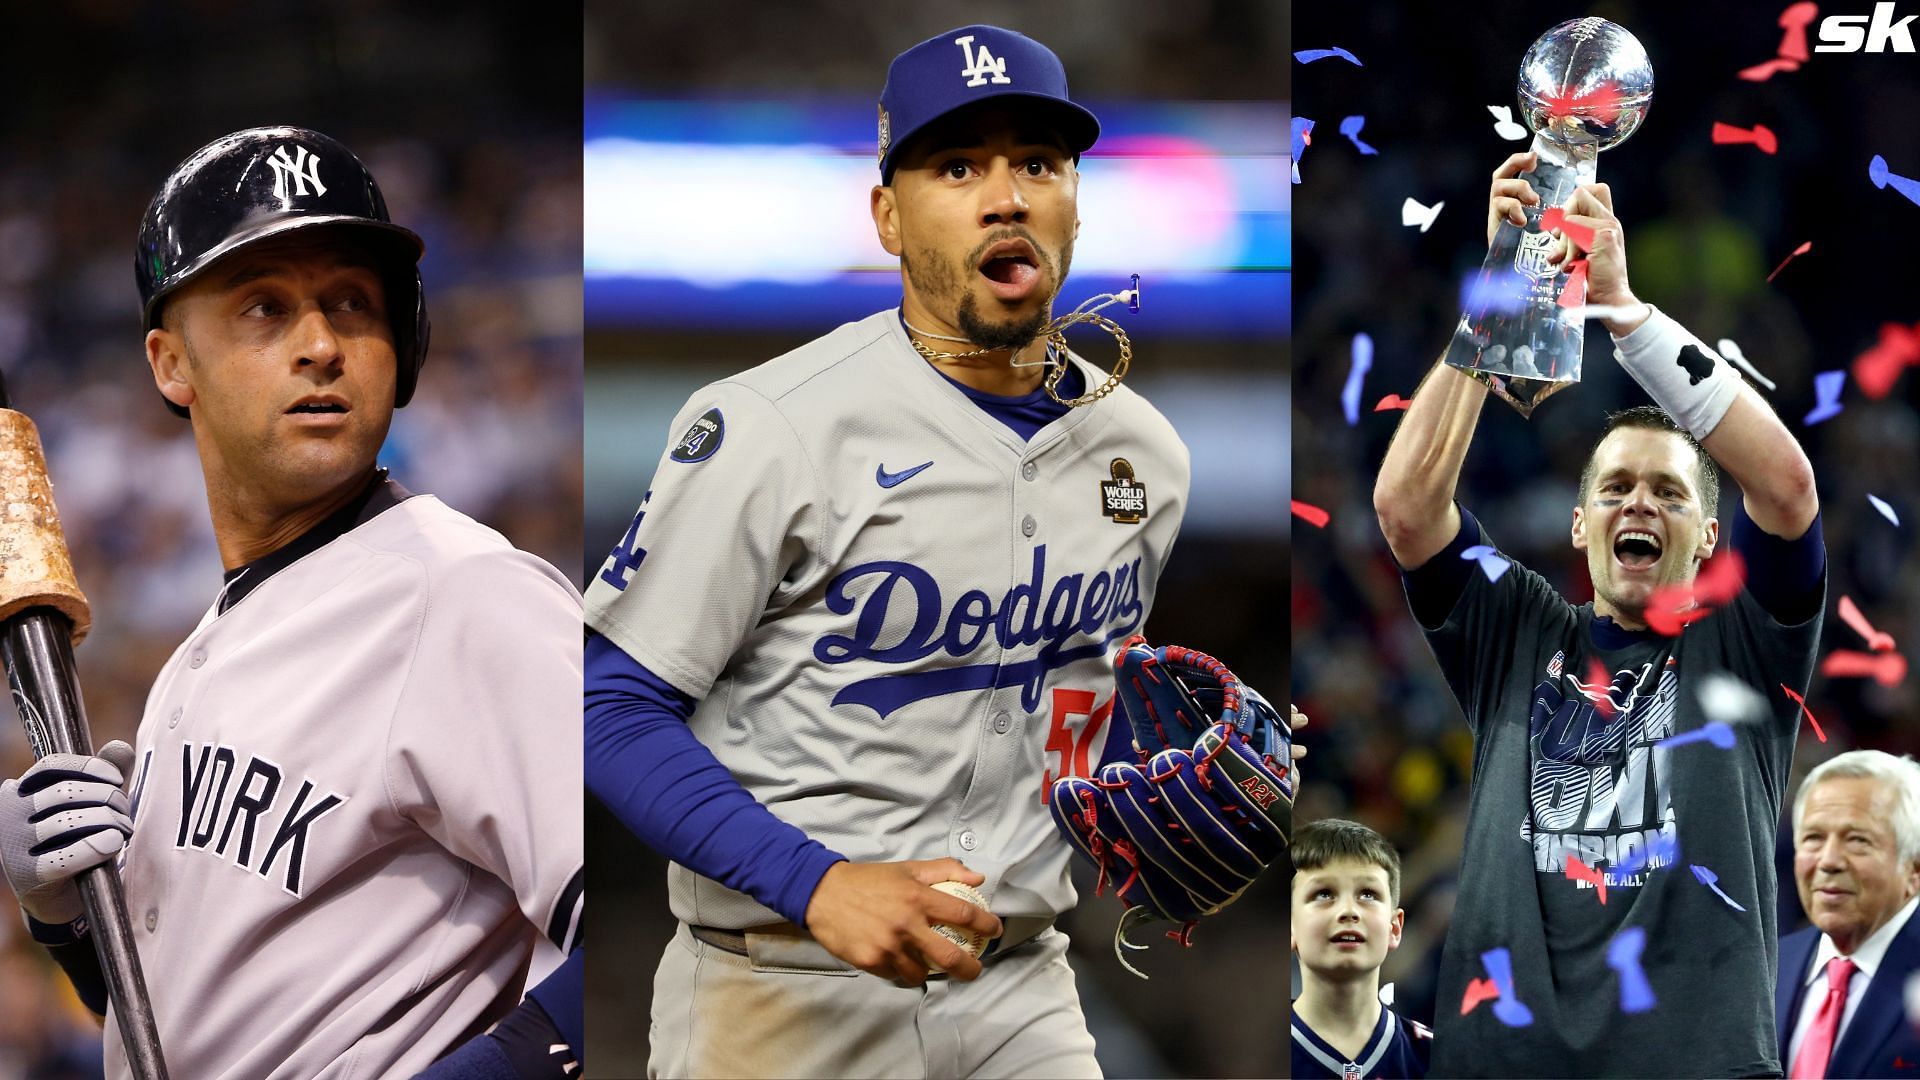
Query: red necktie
1792,957,1858,1079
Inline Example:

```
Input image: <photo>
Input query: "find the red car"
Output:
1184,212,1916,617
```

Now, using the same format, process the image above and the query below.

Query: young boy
1292,819,1432,1079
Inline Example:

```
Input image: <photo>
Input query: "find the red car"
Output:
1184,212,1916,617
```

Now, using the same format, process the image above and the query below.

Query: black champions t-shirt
1411,510,1822,1078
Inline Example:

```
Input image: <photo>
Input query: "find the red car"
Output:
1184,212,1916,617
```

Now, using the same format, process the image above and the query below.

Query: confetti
1870,494,1901,526
1584,657,1617,719
1556,257,1590,309
1852,322,1920,399
1738,57,1802,81
1607,927,1657,1013
1292,500,1330,528
1461,544,1512,583
1291,117,1313,185
1690,864,1748,911
1486,105,1528,141
1375,394,1414,412
1870,155,1920,207
1778,2,1819,61
1340,115,1379,156
1766,241,1812,283
1567,856,1609,903
1461,977,1501,1016
1696,672,1768,724
1613,831,1680,876
1566,303,1647,325
1839,595,1897,652
1479,948,1534,1027
1711,122,1779,155
1781,683,1828,742
1294,46,1362,66
1657,721,1737,751
1646,550,1747,637
1379,982,1395,1007
1401,197,1444,233
1804,370,1846,425
1343,333,1374,426
1715,338,1778,392
1460,269,1532,318
1821,649,1908,687
1537,206,1597,252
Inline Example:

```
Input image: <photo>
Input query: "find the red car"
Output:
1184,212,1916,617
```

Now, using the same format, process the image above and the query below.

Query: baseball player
584,24,1189,1079
1372,152,1824,1075
0,127,584,1078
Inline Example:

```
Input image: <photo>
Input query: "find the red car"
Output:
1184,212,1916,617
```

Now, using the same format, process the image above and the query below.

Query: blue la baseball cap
878,24,1101,182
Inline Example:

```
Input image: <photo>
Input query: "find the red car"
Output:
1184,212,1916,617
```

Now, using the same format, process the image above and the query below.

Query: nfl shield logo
1513,228,1559,280
1343,1065,1363,1080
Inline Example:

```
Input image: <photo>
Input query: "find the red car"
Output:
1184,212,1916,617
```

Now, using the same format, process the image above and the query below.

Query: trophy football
1445,18,1654,416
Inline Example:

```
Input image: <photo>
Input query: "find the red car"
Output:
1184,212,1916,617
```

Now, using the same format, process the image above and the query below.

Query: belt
689,915,1052,974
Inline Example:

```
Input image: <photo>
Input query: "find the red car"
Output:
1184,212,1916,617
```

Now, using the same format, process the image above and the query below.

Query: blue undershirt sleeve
582,633,846,927
1400,506,1482,629
1729,504,1825,624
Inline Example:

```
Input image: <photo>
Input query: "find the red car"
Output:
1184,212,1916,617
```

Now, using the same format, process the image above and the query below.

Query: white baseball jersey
105,491,584,1080
584,309,1189,927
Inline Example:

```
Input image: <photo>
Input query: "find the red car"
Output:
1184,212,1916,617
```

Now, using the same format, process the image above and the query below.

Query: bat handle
78,867,169,1079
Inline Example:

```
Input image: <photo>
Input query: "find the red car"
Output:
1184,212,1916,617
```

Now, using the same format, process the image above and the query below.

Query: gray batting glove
0,741,134,926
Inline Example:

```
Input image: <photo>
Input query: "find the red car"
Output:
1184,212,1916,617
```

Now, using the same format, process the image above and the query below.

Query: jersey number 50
1040,688,1112,805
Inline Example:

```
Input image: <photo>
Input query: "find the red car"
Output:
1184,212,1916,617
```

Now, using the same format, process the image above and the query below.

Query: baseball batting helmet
135,126,430,418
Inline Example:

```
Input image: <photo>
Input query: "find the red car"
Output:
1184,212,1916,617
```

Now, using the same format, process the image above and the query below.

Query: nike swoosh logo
876,461,933,488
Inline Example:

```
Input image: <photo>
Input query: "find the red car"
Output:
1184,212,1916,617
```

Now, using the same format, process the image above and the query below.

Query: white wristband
1610,304,1743,439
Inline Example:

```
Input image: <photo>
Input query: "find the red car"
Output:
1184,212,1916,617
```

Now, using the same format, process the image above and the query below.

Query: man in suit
1778,750,1920,1078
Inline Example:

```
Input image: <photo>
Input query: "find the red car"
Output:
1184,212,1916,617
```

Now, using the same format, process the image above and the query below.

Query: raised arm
1557,183,1819,540
1374,153,1543,567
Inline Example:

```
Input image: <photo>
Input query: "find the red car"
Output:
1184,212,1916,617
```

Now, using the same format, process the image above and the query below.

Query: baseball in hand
927,880,991,971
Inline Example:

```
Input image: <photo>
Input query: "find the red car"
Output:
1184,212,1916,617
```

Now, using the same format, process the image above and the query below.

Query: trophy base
1474,370,1572,419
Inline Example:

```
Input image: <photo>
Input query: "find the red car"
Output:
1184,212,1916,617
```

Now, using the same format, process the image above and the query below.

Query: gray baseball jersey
104,493,585,1079
585,309,1189,927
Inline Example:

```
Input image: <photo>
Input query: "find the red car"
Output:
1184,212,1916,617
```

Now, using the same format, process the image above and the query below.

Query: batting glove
0,741,135,925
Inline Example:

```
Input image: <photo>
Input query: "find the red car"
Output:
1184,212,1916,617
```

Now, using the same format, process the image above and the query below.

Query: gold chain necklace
906,308,1132,408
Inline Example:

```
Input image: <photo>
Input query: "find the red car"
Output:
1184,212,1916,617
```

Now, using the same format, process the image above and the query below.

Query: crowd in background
1293,0,1920,1030
0,4,579,1073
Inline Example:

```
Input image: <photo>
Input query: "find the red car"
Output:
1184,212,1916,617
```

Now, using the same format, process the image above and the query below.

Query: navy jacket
1777,916,1920,1078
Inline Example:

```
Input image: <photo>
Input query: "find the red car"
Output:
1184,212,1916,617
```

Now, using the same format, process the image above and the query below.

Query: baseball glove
1049,635,1291,976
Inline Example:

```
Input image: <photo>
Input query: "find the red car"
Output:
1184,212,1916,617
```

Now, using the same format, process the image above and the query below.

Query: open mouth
977,239,1040,298
1613,530,1662,571
1330,931,1366,946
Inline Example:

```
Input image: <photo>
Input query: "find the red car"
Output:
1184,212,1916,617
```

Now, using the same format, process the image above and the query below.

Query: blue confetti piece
1460,269,1531,318
1294,46,1362,66
1607,927,1657,1013
1613,831,1680,876
1803,370,1846,426
1690,864,1748,911
1340,115,1379,156
1291,117,1314,186
1480,948,1534,1027
1871,154,1920,207
1460,544,1512,583
1656,721,1736,751
1870,493,1901,527
1342,333,1373,425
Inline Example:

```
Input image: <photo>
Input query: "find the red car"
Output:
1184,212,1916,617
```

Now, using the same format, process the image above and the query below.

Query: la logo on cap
956,34,1011,86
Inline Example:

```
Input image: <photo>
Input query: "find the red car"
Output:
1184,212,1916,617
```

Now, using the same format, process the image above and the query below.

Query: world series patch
670,408,724,463
1099,458,1147,524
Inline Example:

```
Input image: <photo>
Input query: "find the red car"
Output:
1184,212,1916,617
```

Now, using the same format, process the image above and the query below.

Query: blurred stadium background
1294,0,1920,1038
0,5,580,1075
582,1,1289,1076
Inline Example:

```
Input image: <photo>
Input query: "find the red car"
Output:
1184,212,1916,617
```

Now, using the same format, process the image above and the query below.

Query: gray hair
1792,750,1920,869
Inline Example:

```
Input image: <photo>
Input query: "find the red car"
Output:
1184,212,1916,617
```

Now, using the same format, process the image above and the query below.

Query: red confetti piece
1533,84,1624,119
1645,550,1747,636
1557,258,1590,309
1821,649,1908,687
1838,595,1897,652
1852,322,1920,400
1461,977,1502,1015
1374,394,1414,411
1567,856,1610,904
1738,57,1802,81
1711,121,1779,155
1778,2,1818,62
1585,657,1617,719
1766,241,1812,283
1537,207,1597,252
1291,500,1330,528
1781,684,1828,742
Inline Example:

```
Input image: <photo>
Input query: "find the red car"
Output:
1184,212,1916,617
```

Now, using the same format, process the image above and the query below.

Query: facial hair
904,227,1074,351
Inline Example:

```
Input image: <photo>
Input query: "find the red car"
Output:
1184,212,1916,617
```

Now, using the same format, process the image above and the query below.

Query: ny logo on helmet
268,145,328,201
956,35,1011,87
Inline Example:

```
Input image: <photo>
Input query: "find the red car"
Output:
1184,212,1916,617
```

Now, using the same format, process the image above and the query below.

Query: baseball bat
0,379,168,1079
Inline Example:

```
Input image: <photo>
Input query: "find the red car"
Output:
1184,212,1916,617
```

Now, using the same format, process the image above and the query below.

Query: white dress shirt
1786,893,1920,1068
